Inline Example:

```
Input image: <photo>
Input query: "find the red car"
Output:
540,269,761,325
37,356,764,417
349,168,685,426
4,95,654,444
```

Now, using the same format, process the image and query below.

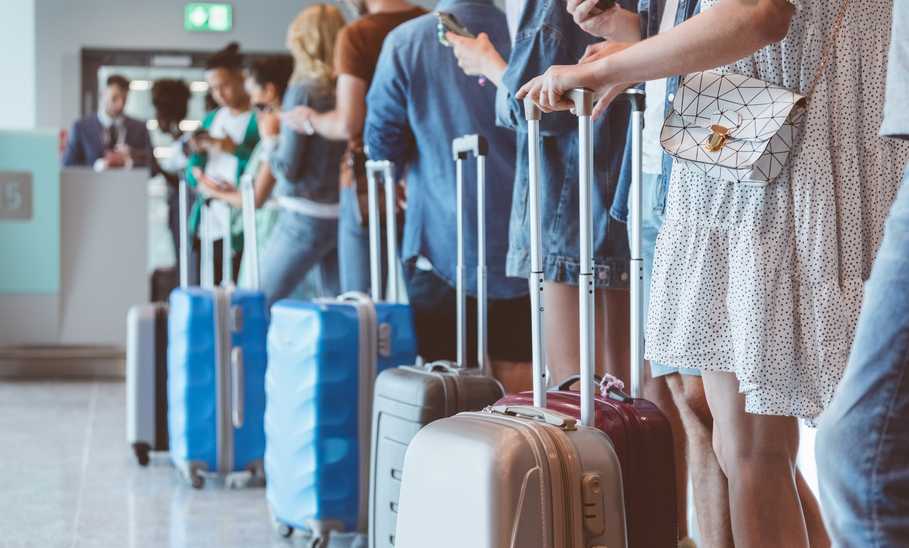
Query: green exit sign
185,3,233,32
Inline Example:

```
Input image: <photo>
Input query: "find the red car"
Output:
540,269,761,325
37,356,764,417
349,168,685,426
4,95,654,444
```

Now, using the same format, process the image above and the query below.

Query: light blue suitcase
266,160,417,546
168,180,269,488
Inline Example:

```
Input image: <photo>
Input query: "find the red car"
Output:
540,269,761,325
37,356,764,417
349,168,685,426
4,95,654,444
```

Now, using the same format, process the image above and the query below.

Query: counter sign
0,172,32,220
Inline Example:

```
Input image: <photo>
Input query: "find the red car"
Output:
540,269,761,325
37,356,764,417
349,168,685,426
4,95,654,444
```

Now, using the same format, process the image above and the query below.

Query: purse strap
804,0,850,102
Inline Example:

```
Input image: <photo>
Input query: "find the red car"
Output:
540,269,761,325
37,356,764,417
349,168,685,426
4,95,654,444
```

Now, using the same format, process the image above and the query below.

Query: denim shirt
611,0,700,222
364,0,527,299
494,0,636,287
270,81,345,204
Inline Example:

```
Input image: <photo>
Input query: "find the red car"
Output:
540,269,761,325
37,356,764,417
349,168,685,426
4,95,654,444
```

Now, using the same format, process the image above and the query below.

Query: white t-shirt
202,107,253,241
642,0,681,175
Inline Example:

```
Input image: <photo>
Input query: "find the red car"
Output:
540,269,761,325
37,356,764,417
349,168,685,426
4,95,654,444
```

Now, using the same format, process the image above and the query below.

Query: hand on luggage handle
490,405,577,430
364,160,400,303
230,347,244,428
451,134,489,375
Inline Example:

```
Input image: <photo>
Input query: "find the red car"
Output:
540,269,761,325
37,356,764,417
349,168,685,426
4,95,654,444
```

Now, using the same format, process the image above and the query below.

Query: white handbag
659,1,849,185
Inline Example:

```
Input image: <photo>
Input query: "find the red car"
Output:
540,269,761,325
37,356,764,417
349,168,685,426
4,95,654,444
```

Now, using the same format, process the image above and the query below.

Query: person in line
193,56,287,291
149,78,193,272
185,42,259,286
199,7,348,304
365,0,532,391
518,0,909,546
282,0,426,295
566,2,826,546
447,0,634,395
63,74,150,170
816,3,909,545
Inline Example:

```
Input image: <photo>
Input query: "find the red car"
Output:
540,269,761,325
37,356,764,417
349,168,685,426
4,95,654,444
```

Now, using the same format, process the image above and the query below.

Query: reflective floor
0,379,292,548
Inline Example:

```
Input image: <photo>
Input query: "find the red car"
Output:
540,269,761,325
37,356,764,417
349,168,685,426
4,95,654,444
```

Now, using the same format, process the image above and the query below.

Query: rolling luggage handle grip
365,160,400,303
451,134,489,374
230,347,244,428
489,405,577,430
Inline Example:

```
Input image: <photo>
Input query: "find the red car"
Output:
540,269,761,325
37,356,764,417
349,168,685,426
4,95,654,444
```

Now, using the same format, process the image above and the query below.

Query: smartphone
436,12,475,47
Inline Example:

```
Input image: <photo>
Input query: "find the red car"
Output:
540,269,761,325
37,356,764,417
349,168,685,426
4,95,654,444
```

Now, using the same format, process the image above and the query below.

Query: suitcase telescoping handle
198,179,261,291
572,88,597,427
523,97,547,409
239,177,260,290
524,89,597,426
365,160,401,303
178,180,190,288
626,89,646,399
452,135,489,374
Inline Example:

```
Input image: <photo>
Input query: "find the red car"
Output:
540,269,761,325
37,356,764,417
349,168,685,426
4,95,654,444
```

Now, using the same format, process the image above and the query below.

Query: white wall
0,0,36,129
34,0,330,130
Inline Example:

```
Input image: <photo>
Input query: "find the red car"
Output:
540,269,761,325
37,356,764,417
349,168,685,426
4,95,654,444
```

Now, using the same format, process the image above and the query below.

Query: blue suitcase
168,181,270,488
266,160,417,545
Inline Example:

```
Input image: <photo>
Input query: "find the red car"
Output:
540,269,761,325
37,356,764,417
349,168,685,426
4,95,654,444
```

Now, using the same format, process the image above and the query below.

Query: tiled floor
0,379,296,548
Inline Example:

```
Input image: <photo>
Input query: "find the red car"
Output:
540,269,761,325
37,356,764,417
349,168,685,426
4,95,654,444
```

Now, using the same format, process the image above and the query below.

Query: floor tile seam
69,380,99,548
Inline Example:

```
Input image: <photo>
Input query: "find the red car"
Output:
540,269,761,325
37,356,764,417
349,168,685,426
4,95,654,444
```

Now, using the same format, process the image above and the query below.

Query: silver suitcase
126,301,169,465
126,181,191,465
394,90,628,548
366,140,505,548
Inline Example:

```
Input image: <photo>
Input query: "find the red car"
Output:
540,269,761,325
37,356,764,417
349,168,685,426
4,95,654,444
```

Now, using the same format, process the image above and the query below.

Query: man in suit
63,74,150,169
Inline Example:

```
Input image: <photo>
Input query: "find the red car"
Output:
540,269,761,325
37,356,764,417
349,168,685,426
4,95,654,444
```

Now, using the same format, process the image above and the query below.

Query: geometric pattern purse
659,0,849,185
659,71,805,185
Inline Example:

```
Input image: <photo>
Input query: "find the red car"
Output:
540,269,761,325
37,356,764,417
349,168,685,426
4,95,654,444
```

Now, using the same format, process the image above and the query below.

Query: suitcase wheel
190,473,205,489
309,537,326,548
273,522,293,539
132,443,151,467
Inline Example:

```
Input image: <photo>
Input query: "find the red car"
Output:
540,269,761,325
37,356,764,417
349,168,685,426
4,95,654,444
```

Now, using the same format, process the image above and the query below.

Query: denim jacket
495,0,637,288
271,81,345,204
364,0,527,299
611,0,700,222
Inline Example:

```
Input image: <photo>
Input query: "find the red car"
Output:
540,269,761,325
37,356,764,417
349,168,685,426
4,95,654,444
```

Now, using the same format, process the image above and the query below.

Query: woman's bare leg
702,371,809,548
542,282,630,384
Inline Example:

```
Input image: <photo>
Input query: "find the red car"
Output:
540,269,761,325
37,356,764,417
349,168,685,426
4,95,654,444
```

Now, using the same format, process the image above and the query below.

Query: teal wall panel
0,130,60,294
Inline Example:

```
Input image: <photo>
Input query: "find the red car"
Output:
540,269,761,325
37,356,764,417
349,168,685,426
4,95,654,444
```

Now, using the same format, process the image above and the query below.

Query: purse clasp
705,124,731,152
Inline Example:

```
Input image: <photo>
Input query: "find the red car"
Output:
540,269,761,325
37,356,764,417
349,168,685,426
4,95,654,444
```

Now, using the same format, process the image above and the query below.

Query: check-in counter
0,130,151,370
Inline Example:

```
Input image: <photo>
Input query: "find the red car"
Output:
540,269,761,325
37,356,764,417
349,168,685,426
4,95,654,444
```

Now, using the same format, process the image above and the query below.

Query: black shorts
403,265,532,365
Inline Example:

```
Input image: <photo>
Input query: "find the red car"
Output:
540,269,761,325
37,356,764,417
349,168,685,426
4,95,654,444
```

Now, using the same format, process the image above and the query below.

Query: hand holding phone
436,12,475,47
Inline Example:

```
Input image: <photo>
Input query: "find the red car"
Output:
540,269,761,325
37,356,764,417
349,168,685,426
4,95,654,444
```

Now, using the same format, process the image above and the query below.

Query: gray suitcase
393,90,628,548
126,180,191,465
367,138,505,548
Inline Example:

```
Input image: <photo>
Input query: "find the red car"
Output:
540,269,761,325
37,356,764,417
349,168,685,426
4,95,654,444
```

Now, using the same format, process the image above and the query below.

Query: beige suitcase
393,90,628,548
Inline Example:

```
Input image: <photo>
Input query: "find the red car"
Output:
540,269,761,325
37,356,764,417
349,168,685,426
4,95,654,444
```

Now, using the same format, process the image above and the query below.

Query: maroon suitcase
496,92,678,547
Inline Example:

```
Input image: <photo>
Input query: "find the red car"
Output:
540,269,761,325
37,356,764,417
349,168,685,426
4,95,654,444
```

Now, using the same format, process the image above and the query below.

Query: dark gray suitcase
367,137,505,548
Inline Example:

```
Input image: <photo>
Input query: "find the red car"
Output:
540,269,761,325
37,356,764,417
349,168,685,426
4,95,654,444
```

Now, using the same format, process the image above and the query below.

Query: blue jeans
338,185,371,294
634,173,701,378
816,167,909,547
260,210,339,308
338,185,390,295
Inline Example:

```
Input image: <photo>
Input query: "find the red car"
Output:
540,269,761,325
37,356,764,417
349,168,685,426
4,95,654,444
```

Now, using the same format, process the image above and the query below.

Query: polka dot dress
645,0,909,423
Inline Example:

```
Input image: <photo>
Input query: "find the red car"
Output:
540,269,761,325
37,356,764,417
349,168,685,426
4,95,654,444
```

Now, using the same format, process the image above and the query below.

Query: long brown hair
286,4,346,86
